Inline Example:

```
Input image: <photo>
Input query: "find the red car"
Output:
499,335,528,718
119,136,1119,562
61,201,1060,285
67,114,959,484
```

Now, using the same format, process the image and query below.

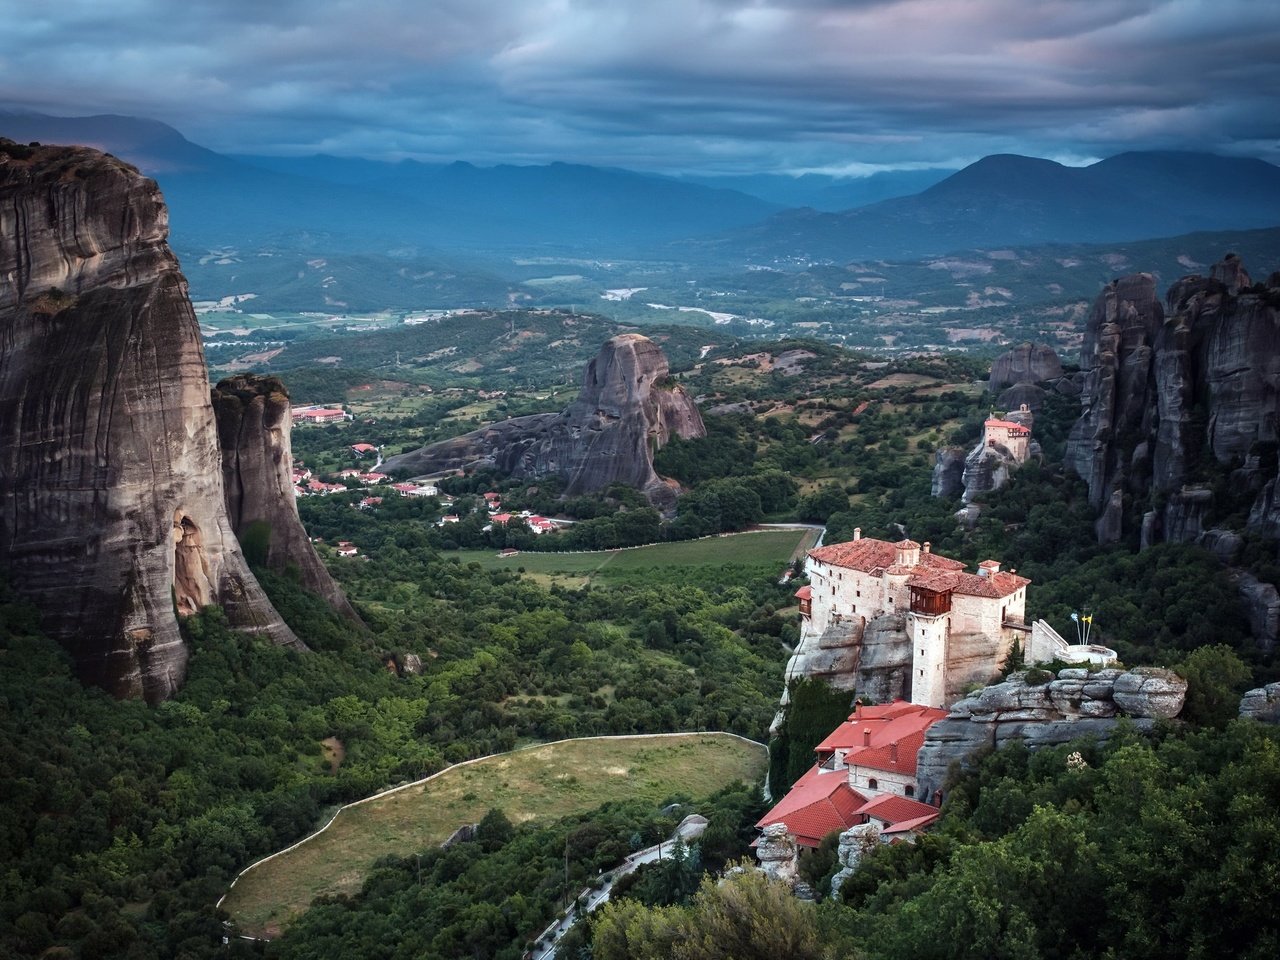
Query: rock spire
0,141,304,702
383,333,705,505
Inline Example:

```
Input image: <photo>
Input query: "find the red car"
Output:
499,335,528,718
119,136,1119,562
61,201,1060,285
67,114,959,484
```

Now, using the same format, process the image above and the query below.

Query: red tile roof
794,585,812,600
909,568,1029,599
810,535,1026,599
809,537,964,575
985,418,1030,434
881,812,942,835
816,700,948,777
756,765,867,848
859,793,942,829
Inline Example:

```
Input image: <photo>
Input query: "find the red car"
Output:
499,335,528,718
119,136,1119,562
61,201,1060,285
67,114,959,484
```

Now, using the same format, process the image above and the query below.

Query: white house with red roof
756,700,946,864
795,530,1029,709
813,700,948,801
983,412,1031,463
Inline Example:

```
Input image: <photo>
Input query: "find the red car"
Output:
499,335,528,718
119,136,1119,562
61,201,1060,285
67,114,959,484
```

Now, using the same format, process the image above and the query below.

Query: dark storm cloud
2,0,1277,172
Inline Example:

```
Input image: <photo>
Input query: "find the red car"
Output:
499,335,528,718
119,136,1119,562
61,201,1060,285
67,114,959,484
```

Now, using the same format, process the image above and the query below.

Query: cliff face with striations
0,141,303,702
212,374,359,622
384,334,705,505
1065,257,1280,544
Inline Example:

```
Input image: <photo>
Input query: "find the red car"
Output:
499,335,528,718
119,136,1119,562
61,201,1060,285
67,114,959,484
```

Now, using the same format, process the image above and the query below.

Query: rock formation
829,822,882,898
933,403,1038,506
773,613,909,734
1231,571,1280,653
384,334,705,505
1066,257,1280,544
754,822,799,885
915,666,1187,796
930,447,966,498
0,141,303,702
989,342,1063,393
1239,682,1280,723
212,374,359,622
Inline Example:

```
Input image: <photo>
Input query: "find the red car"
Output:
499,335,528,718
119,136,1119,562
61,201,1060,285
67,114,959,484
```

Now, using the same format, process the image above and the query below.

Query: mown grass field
222,733,768,939
450,527,816,587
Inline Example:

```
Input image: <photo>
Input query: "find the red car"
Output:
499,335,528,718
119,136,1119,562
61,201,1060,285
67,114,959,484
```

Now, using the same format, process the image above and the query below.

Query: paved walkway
530,817,707,960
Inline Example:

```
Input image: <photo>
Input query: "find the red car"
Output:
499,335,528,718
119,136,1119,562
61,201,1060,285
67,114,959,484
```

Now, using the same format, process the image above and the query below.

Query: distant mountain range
0,111,778,253
3,111,1278,264
718,152,1280,261
675,169,954,211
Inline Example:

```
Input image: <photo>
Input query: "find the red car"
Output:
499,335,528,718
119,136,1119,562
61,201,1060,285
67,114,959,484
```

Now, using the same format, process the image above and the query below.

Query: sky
3,0,1279,175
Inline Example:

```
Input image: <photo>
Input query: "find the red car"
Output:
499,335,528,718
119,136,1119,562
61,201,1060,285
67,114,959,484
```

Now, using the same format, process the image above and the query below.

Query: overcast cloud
2,0,1278,173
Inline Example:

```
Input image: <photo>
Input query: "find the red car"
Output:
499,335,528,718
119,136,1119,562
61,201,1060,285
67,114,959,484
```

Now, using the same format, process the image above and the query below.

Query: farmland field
449,527,817,585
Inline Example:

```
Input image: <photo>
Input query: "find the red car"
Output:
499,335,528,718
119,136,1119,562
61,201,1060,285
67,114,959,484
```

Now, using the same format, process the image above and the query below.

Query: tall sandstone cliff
212,374,359,622
384,333,705,505
0,142,305,702
1066,256,1280,544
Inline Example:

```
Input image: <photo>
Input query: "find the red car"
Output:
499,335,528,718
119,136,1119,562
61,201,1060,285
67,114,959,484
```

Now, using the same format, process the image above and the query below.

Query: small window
868,778,878,790
905,785,914,797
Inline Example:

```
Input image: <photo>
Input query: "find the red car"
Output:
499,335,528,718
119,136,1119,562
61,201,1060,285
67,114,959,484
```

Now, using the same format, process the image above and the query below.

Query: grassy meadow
449,527,816,587
222,733,767,939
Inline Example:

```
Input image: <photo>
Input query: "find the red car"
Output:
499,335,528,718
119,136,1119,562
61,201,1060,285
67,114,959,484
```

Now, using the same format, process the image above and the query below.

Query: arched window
905,785,914,797
868,778,878,790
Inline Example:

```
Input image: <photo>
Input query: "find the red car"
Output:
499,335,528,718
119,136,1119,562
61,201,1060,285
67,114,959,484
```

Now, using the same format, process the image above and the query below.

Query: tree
797,484,848,523
593,867,825,960
1176,644,1252,727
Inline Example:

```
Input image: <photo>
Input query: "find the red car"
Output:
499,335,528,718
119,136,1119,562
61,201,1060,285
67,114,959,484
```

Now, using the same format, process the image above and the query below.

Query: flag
1070,612,1079,622
1083,614,1093,624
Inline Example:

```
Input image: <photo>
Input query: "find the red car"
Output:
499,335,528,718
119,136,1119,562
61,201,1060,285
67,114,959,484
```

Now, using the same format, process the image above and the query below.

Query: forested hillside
3,321,1278,959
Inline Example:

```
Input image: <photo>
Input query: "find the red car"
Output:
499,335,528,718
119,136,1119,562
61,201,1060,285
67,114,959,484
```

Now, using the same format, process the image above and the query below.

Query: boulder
829,822,882,897
754,823,798,884
1111,667,1188,719
917,666,1184,795
1239,682,1280,723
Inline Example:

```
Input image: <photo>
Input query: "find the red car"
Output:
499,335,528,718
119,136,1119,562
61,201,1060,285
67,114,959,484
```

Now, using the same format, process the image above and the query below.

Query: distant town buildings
291,406,351,425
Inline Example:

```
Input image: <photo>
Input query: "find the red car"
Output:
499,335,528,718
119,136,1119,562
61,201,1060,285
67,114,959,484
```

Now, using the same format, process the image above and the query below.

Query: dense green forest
0,537,794,959
576,718,1280,960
